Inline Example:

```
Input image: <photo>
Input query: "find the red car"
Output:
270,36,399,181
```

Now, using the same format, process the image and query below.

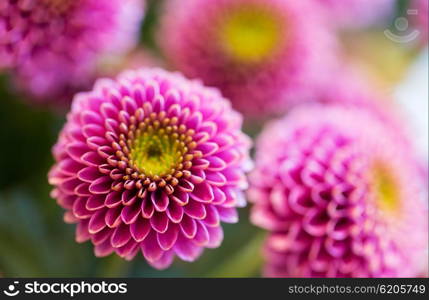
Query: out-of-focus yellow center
371,163,399,213
218,6,283,63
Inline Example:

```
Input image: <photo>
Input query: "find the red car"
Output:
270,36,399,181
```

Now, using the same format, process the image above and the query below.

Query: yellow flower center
371,163,399,213
218,5,284,64
130,126,188,178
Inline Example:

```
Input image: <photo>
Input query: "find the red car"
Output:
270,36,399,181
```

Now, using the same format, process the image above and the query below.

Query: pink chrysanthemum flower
249,105,428,277
48,68,251,269
315,0,395,28
159,0,337,118
0,0,144,104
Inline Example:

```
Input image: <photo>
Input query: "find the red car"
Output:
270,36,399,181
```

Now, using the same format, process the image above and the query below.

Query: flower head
0,0,144,104
249,105,428,277
48,68,251,269
159,0,337,118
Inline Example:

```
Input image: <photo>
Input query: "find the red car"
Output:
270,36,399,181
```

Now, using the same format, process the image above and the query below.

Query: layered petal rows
0,0,144,103
249,105,428,277
159,0,338,118
48,68,251,269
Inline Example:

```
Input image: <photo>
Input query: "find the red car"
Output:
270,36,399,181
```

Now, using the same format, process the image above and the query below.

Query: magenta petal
91,227,112,245
72,197,92,219
76,219,90,243
66,142,88,162
57,158,84,175
141,197,155,218
105,206,122,228
94,239,114,257
130,217,151,242
151,190,169,212
105,191,122,208
111,223,132,248
86,194,106,211
88,209,107,234
157,223,180,250
148,251,175,270
205,171,227,186
206,226,224,248
178,179,194,193
78,167,100,183
179,215,197,238
303,209,329,237
121,201,141,224
171,189,189,206
184,200,206,219
141,231,164,262
197,142,219,157
166,201,184,223
89,176,112,194
206,156,227,171
174,235,203,261
150,212,169,233
211,186,227,205
192,221,210,246
203,204,220,227
216,206,238,223
116,239,138,258
192,158,210,169
121,189,137,206
75,183,91,196
191,181,214,203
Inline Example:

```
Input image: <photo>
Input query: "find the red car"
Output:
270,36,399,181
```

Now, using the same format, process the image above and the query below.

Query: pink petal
130,217,151,242
191,181,214,203
88,209,107,234
89,176,112,194
157,223,179,250
150,212,169,233
179,215,197,238
141,231,164,262
111,223,132,248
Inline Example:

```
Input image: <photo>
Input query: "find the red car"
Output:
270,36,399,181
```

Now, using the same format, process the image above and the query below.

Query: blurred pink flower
315,0,396,28
0,0,145,105
249,105,428,277
48,68,251,269
410,0,428,46
159,0,338,118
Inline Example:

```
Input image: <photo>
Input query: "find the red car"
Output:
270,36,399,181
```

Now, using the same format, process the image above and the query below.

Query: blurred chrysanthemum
249,105,428,277
315,0,395,29
159,0,337,118
48,68,251,269
410,0,428,46
0,0,144,104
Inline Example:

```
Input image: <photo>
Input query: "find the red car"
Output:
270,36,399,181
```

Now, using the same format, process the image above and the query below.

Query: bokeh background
0,0,427,277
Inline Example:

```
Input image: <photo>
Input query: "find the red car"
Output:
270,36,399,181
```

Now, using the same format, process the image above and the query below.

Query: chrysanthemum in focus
315,0,395,29
48,68,251,269
159,0,337,118
249,105,428,277
0,0,144,105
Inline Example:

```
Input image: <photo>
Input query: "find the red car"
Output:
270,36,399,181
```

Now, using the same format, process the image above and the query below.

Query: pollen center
371,163,399,213
130,128,186,177
218,6,283,63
